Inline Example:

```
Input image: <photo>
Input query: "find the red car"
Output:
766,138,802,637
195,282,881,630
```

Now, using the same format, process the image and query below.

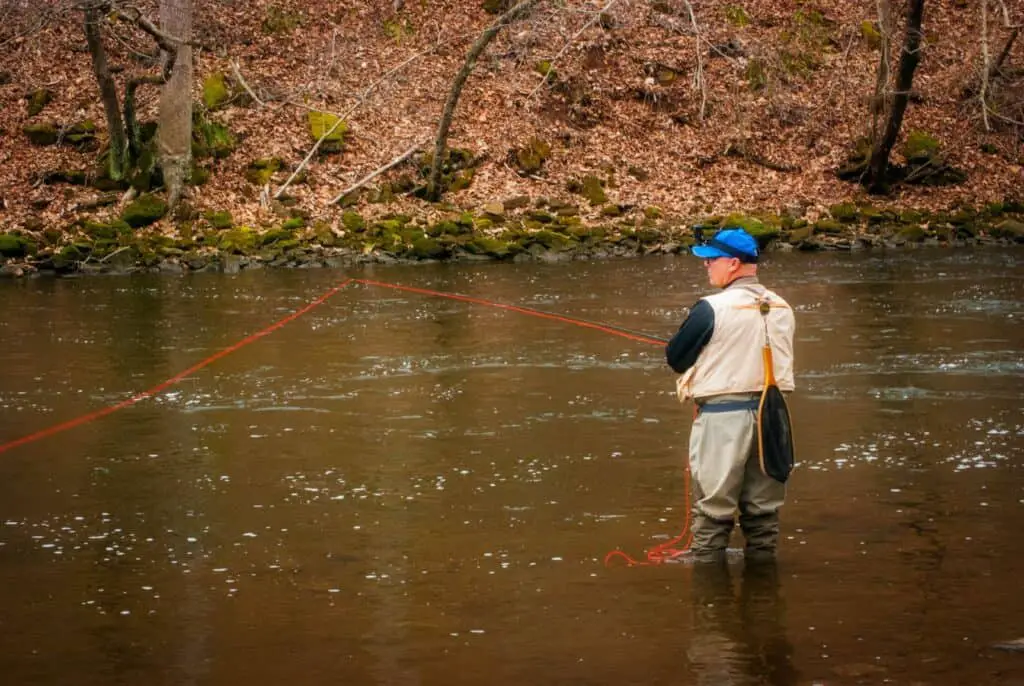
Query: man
666,227,795,563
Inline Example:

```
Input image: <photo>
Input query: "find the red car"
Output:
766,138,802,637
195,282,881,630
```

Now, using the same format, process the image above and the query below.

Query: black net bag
756,302,794,483
757,382,794,483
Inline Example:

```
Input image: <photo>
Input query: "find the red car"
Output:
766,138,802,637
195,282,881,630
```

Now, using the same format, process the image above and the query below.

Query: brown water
0,250,1022,685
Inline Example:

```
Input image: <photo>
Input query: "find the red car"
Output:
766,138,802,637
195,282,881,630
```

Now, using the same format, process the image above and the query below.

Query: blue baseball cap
692,227,759,263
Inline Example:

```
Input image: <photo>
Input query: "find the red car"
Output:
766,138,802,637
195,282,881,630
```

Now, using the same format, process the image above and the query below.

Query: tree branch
330,141,423,205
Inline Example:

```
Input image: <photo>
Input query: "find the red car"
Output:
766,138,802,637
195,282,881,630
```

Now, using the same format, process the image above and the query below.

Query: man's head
691,227,759,288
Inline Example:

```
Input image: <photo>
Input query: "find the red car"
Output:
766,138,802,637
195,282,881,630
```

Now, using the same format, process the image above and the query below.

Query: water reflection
687,561,798,685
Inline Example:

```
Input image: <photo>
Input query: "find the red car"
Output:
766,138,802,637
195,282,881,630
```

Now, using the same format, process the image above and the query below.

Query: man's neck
721,274,760,289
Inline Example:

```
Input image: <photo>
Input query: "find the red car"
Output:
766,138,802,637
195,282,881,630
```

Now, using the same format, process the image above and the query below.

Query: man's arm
665,299,714,373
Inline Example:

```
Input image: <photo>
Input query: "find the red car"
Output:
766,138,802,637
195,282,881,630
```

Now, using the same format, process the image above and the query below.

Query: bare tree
83,2,129,180
158,0,192,209
426,0,536,201
863,0,925,194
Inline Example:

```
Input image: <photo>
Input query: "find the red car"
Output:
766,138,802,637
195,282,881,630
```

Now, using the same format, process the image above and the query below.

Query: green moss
898,209,924,224
644,206,663,220
204,210,233,229
897,225,927,242
534,60,557,83
202,73,231,110
533,229,576,251
601,204,623,217
82,220,131,240
281,217,306,231
341,211,365,232
813,219,844,234
0,234,30,258
463,237,515,259
383,18,413,44
903,130,940,163
724,5,749,27
308,111,347,153
121,193,167,228
23,122,58,146
245,157,283,185
409,237,446,259
829,202,859,223
860,20,881,49
259,228,295,246
218,227,257,253
192,112,236,159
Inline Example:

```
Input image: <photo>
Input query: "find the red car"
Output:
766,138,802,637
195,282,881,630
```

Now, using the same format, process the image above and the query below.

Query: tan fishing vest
676,283,795,402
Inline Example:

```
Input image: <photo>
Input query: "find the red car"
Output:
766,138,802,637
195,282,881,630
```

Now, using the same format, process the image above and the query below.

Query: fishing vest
678,282,795,401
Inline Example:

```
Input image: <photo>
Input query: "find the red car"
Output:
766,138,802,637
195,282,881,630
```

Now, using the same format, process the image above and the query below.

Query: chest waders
757,298,795,483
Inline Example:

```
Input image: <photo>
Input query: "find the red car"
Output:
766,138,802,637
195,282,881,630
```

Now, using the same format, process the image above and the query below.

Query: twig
230,59,265,108
680,0,706,121
330,140,423,205
525,0,618,104
99,246,130,262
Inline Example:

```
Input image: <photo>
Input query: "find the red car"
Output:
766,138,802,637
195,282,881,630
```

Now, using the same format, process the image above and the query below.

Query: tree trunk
870,0,892,143
84,6,128,181
426,0,535,201
866,0,925,194
158,0,192,210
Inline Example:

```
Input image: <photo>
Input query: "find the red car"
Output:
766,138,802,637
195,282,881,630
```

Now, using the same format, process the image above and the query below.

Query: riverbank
1,198,1023,278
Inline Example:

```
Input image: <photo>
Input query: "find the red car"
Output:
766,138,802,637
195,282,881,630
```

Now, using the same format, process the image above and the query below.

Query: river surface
0,249,1022,685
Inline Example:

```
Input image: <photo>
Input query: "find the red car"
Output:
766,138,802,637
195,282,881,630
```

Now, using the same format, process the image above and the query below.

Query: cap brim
692,245,728,259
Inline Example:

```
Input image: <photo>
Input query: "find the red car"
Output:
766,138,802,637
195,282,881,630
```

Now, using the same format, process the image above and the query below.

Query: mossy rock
121,193,168,228
644,206,663,220
341,211,366,232
281,216,306,231
260,228,295,246
504,195,531,210
526,210,554,223
463,237,516,259
860,20,881,49
427,220,464,237
53,245,85,269
202,73,231,110
0,234,31,258
532,229,576,251
475,217,494,232
903,130,940,163
82,220,131,240
511,137,551,176
991,219,1024,241
481,0,511,13
245,157,283,185
373,219,404,235
899,209,925,224
26,88,54,117
813,219,844,234
218,227,257,253
313,222,336,247
204,210,233,229
786,226,815,243
896,225,927,242
23,122,58,146
579,175,607,205
308,111,347,153
409,237,447,260
829,202,859,223
188,164,211,186
192,112,236,159
450,168,475,192
601,204,623,217
720,212,764,234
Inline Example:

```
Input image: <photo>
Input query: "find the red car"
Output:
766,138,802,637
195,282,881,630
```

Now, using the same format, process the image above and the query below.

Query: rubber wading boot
740,511,779,560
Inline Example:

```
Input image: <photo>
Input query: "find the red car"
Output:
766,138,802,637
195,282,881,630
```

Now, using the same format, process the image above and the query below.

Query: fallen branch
231,59,265,108
330,140,423,205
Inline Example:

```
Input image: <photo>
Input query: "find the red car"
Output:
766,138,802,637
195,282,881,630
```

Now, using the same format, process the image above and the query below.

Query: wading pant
688,394,786,562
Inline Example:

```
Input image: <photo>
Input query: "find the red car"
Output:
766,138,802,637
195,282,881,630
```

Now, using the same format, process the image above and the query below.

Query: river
1,248,1021,684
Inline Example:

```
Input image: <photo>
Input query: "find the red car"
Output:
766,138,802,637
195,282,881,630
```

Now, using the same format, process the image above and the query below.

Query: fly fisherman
666,227,796,564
